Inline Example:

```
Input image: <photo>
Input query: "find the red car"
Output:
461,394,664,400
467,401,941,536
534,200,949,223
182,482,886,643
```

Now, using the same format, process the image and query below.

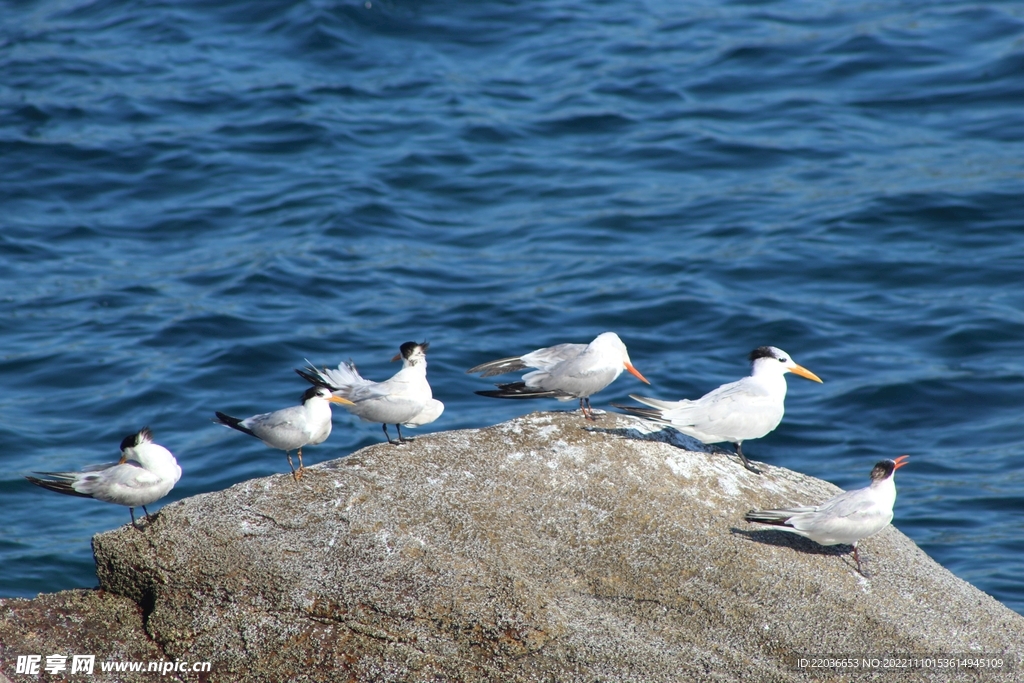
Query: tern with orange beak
26,427,180,528
467,331,650,420
616,346,822,473
297,341,441,445
214,385,353,480
745,455,909,575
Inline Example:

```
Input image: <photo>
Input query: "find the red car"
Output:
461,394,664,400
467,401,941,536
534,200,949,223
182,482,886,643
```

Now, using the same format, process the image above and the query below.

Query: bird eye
778,357,787,363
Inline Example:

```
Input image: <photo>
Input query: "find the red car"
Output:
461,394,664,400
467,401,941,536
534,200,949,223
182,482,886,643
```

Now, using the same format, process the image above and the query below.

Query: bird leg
129,507,138,528
580,398,598,421
296,447,305,479
734,443,762,475
396,424,411,444
853,544,865,576
142,505,151,520
382,423,396,445
286,451,300,480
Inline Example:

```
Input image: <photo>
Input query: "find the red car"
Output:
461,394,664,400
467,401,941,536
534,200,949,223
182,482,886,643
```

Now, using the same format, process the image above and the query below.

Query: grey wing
520,343,588,371
467,343,590,377
467,355,530,377
247,407,311,448
349,392,428,425
92,461,163,491
787,491,891,544
659,380,777,430
27,462,120,498
79,461,124,473
814,488,881,522
304,362,392,402
314,361,382,395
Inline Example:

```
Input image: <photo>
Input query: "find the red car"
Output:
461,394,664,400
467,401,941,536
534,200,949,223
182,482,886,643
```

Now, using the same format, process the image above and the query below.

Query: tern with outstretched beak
215,385,353,480
297,341,441,445
26,427,181,528
745,455,909,575
616,346,822,473
467,331,650,420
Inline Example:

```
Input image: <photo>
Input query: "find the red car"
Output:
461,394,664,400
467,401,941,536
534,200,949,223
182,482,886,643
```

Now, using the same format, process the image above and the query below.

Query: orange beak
328,395,355,406
893,454,910,470
625,362,650,385
789,364,823,383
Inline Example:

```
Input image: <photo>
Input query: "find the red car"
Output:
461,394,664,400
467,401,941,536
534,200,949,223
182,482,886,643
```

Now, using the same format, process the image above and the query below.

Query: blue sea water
1,0,1022,617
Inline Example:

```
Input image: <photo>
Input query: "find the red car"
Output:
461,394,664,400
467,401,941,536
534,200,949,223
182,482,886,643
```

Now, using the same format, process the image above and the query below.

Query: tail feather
613,404,666,422
26,474,92,499
214,411,256,437
295,367,334,390
628,394,684,411
475,381,565,400
745,509,795,526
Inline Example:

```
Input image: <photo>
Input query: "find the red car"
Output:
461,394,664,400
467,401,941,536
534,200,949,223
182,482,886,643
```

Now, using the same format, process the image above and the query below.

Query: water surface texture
2,0,1023,614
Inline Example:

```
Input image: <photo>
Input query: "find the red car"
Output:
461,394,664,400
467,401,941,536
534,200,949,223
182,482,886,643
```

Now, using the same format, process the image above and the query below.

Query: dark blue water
2,0,1022,615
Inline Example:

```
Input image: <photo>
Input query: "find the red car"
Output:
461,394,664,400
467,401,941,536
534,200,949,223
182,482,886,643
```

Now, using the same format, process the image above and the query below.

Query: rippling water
2,0,1022,615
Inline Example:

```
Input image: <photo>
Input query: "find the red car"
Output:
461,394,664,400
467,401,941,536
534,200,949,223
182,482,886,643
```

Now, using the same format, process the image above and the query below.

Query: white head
119,427,155,461
593,332,650,384
870,455,909,486
117,427,179,475
392,341,429,368
748,346,822,383
302,385,353,406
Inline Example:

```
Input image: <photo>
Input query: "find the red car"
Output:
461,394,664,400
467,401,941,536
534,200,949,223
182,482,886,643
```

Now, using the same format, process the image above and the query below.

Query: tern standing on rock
466,331,650,420
616,346,822,473
214,386,353,480
26,427,181,528
297,341,441,445
745,455,909,575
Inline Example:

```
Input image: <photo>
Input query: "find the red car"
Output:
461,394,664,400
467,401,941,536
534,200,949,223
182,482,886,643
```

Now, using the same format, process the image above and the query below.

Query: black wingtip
214,411,257,437
475,382,564,400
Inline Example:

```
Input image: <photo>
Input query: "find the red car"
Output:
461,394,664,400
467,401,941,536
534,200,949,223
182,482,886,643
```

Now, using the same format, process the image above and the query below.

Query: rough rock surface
0,590,164,682
3,411,1022,682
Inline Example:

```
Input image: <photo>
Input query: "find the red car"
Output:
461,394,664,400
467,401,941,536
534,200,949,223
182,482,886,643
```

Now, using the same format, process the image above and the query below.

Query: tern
466,332,650,420
615,346,822,472
214,385,353,480
297,341,440,445
745,455,909,575
25,427,181,528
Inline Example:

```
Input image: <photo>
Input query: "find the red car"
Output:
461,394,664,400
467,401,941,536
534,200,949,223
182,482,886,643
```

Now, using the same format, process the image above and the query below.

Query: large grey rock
4,412,1022,681
0,589,164,683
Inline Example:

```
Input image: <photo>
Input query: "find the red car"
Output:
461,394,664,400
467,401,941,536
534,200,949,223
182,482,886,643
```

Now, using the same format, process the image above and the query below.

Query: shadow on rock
583,422,711,452
731,526,860,570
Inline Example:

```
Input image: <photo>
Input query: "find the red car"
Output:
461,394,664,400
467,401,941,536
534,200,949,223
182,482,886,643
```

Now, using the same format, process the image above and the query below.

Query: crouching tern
214,385,353,480
616,346,822,473
26,427,181,528
745,455,909,575
466,331,649,420
297,341,441,445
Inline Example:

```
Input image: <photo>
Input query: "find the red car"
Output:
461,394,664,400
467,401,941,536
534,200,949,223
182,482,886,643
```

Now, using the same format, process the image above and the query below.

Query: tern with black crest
214,385,353,480
297,341,441,444
745,455,909,575
26,427,181,528
467,331,649,420
616,346,822,472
